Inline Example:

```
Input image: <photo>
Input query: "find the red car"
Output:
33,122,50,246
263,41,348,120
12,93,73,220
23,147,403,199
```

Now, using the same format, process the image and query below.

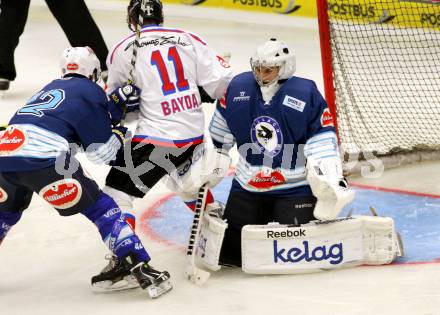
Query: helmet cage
250,39,296,87
251,62,282,87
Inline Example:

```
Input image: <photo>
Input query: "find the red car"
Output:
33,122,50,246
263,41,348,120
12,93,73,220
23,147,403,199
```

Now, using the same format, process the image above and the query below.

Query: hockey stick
121,0,148,126
184,183,211,286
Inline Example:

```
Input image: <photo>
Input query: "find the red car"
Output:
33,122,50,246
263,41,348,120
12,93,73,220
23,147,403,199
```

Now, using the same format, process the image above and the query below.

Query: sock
81,193,149,264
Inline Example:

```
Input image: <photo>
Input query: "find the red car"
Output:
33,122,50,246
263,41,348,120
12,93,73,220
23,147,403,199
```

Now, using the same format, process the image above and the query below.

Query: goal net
317,0,440,172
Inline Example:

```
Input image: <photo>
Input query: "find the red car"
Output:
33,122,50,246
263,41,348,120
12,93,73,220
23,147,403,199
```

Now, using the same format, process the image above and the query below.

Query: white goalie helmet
250,38,296,86
59,46,101,82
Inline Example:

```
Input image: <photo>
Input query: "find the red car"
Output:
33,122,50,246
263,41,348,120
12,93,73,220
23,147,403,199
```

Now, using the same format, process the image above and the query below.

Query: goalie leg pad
196,213,228,271
241,216,399,274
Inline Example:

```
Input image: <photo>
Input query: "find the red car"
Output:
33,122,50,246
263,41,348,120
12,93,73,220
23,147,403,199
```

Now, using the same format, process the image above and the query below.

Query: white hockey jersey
107,25,233,146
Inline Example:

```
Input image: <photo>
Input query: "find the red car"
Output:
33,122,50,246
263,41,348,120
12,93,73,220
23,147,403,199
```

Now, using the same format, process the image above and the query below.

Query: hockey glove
108,84,141,124
125,88,141,113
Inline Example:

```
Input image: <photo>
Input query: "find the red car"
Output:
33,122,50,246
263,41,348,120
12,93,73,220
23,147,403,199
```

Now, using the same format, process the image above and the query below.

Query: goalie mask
59,47,101,82
250,38,296,87
127,0,164,31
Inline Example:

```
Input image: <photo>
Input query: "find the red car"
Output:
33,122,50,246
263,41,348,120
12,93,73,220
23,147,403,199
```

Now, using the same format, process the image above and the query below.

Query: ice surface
1,1,439,314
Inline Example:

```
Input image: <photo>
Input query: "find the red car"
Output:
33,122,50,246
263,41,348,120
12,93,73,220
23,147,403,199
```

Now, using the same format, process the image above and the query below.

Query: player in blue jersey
0,47,172,298
209,39,354,267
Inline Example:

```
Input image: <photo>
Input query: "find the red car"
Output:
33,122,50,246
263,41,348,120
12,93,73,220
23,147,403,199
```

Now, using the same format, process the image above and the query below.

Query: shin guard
82,193,149,263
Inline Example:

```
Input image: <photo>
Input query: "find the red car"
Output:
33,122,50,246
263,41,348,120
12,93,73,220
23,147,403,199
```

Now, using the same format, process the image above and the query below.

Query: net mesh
327,0,440,157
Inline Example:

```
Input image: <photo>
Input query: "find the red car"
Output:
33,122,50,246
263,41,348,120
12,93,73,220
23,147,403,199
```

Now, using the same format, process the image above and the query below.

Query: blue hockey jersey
209,72,339,197
0,76,120,171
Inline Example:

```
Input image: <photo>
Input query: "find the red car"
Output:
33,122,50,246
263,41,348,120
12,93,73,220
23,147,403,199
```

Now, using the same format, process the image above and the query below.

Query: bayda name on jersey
161,93,200,116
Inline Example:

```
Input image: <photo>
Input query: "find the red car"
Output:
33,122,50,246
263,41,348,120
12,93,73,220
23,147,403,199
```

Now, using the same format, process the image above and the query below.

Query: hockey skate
130,261,172,299
91,254,172,298
0,79,9,98
91,254,139,293
0,78,9,90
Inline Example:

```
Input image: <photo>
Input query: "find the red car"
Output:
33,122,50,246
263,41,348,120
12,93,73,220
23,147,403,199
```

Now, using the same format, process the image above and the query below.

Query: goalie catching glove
307,157,355,220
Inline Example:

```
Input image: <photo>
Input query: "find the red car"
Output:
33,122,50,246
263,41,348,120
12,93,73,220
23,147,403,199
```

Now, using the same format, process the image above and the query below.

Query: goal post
316,0,440,174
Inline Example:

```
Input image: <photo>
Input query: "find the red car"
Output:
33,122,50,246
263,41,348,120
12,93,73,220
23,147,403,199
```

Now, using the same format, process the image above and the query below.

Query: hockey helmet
127,0,164,31
59,47,101,82
250,38,296,86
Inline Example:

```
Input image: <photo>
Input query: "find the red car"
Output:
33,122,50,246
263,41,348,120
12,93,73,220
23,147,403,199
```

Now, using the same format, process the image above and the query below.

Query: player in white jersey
92,0,233,288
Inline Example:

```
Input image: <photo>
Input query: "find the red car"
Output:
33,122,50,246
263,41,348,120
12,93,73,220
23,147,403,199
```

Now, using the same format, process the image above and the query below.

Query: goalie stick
121,0,148,126
184,183,211,286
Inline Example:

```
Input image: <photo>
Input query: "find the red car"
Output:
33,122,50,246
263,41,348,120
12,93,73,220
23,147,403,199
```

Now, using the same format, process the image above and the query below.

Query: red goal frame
316,0,338,137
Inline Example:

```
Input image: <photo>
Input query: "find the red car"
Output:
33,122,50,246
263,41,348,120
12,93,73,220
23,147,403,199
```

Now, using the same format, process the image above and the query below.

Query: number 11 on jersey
151,47,190,96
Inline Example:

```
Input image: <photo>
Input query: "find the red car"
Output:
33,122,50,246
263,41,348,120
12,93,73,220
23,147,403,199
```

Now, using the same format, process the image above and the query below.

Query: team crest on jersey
0,187,8,203
321,108,334,127
39,179,82,210
0,126,27,155
251,116,283,157
248,170,286,189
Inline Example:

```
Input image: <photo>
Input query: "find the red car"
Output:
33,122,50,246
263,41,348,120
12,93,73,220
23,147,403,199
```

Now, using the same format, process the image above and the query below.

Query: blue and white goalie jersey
0,76,119,171
209,72,339,197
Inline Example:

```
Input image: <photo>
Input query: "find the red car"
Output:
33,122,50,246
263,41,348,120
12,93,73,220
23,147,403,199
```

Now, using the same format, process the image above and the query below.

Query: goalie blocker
197,215,403,274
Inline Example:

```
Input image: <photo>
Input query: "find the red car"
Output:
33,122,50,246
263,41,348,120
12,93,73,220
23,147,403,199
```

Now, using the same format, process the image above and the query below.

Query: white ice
0,1,439,314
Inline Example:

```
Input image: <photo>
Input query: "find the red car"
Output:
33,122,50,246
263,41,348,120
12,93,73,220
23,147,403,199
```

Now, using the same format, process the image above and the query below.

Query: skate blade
92,275,140,293
395,232,405,257
146,280,173,299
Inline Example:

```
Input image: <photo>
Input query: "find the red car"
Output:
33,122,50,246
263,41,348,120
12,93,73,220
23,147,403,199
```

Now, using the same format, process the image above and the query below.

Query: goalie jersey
209,72,339,196
0,76,119,172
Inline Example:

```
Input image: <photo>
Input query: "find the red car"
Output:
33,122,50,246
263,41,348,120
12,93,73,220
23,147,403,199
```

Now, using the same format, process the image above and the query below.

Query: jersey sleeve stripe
85,134,120,165
3,125,70,159
209,109,235,150
131,134,203,147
